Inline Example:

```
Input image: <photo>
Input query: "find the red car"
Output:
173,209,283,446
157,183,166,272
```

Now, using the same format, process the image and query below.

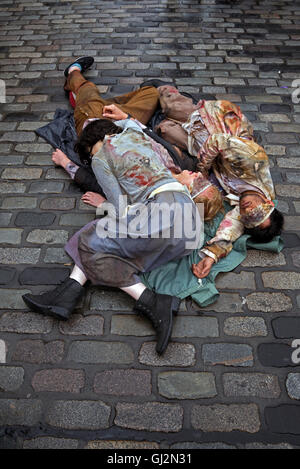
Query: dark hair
74,119,122,165
244,208,284,244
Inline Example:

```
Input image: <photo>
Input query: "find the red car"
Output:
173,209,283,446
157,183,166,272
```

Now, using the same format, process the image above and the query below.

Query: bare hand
81,192,106,208
52,149,71,169
192,256,215,279
102,104,128,121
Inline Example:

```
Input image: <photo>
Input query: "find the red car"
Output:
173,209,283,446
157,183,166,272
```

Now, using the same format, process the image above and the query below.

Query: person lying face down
155,85,254,157
191,134,284,279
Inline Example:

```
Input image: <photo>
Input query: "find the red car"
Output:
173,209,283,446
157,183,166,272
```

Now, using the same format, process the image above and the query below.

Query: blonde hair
193,185,223,221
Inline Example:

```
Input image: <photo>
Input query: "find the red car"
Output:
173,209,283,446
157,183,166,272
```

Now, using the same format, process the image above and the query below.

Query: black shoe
140,79,174,89
134,289,180,355
64,56,94,77
22,278,85,320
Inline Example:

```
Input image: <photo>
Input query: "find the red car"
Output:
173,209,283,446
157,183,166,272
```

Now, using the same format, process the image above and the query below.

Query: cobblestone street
0,0,300,450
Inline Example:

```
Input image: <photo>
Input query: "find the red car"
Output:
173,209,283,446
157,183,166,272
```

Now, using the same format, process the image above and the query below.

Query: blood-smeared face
157,85,197,122
239,192,274,229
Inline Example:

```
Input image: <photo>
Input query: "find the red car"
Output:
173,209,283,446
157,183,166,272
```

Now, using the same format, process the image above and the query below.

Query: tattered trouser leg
64,70,160,135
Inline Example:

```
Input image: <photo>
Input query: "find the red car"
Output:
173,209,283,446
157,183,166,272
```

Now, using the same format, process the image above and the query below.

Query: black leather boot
22,278,85,320
134,289,180,355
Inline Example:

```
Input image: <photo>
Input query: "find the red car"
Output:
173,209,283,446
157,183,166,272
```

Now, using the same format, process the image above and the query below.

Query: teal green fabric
141,202,283,307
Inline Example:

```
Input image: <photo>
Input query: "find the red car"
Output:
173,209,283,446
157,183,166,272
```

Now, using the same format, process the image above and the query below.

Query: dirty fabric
141,203,283,307
75,191,200,287
64,70,160,135
197,134,276,262
64,118,201,288
183,99,254,158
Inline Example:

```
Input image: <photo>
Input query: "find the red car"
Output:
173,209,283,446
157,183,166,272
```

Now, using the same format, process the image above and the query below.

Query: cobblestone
0,367,24,392
115,402,183,433
191,404,260,433
224,316,267,337
202,343,254,367
32,369,85,393
223,373,281,398
158,372,217,399
1,0,300,449
45,400,111,430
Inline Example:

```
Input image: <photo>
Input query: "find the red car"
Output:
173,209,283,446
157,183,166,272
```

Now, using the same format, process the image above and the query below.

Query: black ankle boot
22,278,85,320
134,289,180,355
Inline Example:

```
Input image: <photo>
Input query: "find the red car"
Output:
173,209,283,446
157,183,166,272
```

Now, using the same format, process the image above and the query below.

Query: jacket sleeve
200,205,244,262
197,133,230,174
92,156,127,217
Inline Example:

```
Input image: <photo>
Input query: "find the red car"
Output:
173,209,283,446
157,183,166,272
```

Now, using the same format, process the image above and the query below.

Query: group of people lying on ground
22,56,284,355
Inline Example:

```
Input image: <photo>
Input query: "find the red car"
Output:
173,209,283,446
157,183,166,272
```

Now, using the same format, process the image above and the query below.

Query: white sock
121,283,147,300
70,265,87,286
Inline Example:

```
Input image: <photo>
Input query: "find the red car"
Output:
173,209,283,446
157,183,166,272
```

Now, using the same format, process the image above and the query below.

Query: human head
193,183,223,221
174,170,223,221
74,119,122,165
157,85,197,122
244,209,284,243
239,191,284,242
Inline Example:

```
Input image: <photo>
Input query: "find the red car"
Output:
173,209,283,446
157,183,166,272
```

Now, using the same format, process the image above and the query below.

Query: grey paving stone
23,437,79,449
265,405,300,434
241,250,286,267
0,213,12,226
111,314,154,336
29,181,64,193
0,182,26,193
191,404,260,433
14,212,56,227
0,247,40,264
115,402,183,433
59,213,95,226
215,271,256,290
171,442,236,449
0,399,43,426
158,371,217,399
173,316,219,337
85,440,159,449
246,292,292,312
262,272,300,290
1,168,42,179
45,400,111,430
0,366,24,391
2,197,37,209
0,267,15,285
40,197,76,210
286,373,300,400
139,342,196,367
0,311,53,334
32,369,85,393
0,228,22,244
258,343,295,368
94,369,151,396
200,292,243,313
26,229,69,244
223,373,281,398
224,316,267,337
67,341,134,364
12,340,64,364
59,314,104,336
91,289,135,311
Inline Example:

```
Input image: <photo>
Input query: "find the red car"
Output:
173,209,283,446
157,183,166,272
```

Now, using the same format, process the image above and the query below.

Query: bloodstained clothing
197,134,275,262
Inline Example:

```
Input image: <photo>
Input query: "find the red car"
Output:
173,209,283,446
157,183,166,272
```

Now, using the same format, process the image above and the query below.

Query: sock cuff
69,62,82,72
